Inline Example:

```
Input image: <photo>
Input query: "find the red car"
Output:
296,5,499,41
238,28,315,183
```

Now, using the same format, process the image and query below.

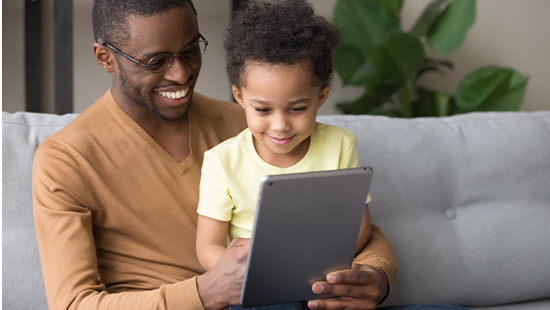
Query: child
196,0,372,295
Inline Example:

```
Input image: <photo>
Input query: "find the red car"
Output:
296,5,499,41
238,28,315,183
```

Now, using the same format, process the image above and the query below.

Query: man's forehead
124,5,197,30
123,6,199,48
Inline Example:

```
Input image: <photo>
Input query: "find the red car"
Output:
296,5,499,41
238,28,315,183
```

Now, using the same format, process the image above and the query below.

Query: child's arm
355,204,372,254
196,215,230,271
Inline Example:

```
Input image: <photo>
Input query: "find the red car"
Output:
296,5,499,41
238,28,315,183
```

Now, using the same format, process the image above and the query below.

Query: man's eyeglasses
103,34,208,74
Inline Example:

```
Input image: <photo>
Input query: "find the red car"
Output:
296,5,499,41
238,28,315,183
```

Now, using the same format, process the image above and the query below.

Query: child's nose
271,113,290,131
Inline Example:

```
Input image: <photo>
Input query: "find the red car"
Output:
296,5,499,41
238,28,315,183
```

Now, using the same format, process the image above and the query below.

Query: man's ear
93,43,116,73
232,85,245,109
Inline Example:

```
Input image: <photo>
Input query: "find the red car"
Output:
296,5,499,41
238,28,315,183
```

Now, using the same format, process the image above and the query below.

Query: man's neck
111,88,192,162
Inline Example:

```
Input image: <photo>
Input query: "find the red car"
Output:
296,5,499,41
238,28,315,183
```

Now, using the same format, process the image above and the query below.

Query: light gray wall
3,0,550,114
2,0,25,112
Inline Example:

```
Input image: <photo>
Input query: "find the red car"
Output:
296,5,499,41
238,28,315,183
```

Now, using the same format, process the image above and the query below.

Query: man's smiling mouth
158,87,189,99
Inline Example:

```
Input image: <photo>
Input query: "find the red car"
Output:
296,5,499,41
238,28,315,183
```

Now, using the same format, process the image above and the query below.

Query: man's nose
163,57,194,84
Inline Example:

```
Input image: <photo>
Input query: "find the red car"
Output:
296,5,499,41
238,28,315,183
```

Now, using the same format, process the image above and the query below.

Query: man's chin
149,103,192,122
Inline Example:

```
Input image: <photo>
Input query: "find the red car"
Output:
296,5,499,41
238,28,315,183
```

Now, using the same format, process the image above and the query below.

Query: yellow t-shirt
197,122,371,241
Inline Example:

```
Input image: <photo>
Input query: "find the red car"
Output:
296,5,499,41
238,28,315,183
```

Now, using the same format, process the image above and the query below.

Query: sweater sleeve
353,224,397,289
32,137,205,310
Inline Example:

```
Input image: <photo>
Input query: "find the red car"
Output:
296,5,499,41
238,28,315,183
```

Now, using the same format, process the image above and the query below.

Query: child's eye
291,107,307,112
254,107,270,113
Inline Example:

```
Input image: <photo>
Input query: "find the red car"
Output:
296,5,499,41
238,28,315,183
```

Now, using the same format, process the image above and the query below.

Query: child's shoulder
204,128,250,158
315,122,357,141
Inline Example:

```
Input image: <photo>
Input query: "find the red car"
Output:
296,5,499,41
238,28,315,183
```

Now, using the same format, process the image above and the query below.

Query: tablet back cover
241,167,373,306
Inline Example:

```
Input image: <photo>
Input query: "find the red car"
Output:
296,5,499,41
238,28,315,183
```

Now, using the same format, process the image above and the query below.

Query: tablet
240,167,373,307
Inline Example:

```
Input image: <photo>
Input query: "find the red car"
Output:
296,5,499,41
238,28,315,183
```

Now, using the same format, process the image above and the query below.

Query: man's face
112,5,202,121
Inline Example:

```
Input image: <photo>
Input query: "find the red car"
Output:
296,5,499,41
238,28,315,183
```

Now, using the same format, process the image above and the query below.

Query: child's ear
232,85,245,108
318,86,331,108
93,42,116,73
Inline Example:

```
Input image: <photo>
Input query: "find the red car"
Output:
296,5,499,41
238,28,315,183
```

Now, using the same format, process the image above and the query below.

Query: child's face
232,61,329,167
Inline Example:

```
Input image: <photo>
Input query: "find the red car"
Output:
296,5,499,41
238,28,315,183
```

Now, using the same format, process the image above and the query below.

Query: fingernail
312,283,324,293
308,301,318,309
327,273,338,283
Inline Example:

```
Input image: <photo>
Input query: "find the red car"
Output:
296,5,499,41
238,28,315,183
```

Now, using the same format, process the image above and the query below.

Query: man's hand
196,238,250,310
308,263,388,310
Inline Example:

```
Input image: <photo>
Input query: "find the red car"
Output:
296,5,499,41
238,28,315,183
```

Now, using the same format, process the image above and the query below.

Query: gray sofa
3,110,550,309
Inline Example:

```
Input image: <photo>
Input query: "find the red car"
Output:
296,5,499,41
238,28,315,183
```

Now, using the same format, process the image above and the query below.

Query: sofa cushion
318,111,550,307
2,111,78,310
3,110,550,309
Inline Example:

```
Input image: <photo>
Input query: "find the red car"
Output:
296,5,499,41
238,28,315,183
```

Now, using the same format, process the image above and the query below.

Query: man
32,0,397,309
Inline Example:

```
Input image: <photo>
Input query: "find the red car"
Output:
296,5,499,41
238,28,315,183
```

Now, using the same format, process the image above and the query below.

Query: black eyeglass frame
103,34,208,73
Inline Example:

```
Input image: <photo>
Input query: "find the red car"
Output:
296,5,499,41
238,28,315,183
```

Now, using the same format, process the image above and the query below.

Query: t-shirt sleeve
197,150,234,221
339,134,372,204
339,135,360,169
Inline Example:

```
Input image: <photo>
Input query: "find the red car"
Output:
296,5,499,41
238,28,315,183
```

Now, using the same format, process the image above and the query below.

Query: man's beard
117,63,190,121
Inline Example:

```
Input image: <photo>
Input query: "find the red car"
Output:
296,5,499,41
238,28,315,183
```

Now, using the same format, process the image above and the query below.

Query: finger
311,281,331,294
313,281,356,297
229,238,250,247
308,297,377,310
312,278,380,299
326,265,379,285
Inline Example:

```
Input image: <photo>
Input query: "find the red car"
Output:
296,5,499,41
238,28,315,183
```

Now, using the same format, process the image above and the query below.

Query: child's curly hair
225,0,339,89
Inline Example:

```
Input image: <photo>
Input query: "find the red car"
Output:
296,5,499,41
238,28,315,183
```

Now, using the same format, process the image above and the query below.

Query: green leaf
339,33,426,116
333,0,401,87
334,0,401,56
427,0,476,54
336,78,401,114
455,66,529,112
376,0,404,22
333,45,370,86
372,32,426,84
411,0,450,37
336,93,378,114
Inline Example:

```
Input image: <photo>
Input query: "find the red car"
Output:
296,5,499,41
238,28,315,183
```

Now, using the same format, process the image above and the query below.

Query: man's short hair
92,0,197,46
225,0,339,89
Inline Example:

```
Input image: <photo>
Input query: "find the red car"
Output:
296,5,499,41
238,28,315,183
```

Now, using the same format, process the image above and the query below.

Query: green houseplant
332,0,529,117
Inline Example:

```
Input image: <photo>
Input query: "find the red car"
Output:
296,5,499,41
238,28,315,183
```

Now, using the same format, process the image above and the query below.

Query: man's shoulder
191,92,247,143
42,94,113,153
192,93,245,125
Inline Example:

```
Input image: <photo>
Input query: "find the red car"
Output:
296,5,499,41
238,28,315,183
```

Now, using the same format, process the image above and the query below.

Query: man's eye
147,55,171,69
182,44,201,58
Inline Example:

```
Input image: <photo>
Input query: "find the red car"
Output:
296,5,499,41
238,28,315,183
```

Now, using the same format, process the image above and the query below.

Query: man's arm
196,238,250,309
307,224,397,310
33,138,245,310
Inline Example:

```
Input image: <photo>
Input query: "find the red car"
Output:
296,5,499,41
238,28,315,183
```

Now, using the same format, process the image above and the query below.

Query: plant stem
398,82,413,118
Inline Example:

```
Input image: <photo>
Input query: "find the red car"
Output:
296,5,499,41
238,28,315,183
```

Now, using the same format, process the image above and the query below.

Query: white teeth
159,88,188,99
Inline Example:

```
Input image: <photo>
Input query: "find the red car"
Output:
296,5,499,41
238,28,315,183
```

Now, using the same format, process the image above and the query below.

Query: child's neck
254,137,311,168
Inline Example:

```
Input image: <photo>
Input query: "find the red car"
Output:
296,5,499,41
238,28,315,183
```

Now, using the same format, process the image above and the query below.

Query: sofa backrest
318,111,550,307
3,110,550,309
3,111,78,310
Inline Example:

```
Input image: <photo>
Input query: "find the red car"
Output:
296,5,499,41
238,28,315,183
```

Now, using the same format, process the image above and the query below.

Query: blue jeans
379,305,471,310
230,303,471,310
230,302,305,310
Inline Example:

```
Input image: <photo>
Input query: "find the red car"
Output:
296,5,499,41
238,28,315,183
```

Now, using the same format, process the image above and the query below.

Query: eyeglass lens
147,40,207,73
